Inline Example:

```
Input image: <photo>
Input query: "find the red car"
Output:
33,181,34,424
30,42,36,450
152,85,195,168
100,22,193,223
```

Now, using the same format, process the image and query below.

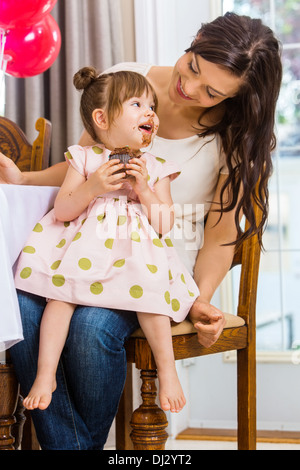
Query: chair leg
116,364,134,450
11,396,26,449
0,363,19,450
19,409,40,450
130,369,168,450
237,346,256,450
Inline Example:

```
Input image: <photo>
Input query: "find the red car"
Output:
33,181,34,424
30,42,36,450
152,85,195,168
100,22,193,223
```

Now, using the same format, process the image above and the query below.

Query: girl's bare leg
136,312,186,413
23,300,75,411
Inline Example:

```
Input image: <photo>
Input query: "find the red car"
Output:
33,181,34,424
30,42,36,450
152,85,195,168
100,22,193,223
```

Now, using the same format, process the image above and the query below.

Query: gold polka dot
56,239,66,248
164,237,173,247
64,221,70,227
92,146,103,154
33,223,43,233
117,215,127,226
169,270,173,280
104,238,114,249
129,285,143,299
153,238,163,247
90,282,103,295
52,274,65,287
78,258,92,270
65,151,73,160
156,157,166,164
72,232,81,242
171,299,180,312
20,267,32,279
22,246,35,254
113,259,125,268
181,274,186,284
164,291,171,304
97,214,105,223
146,264,157,273
131,231,141,242
188,290,195,297
51,260,61,270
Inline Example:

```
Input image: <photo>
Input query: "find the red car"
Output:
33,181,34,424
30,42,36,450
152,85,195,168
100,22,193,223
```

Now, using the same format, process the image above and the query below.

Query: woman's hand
189,296,226,348
125,156,149,195
0,152,25,185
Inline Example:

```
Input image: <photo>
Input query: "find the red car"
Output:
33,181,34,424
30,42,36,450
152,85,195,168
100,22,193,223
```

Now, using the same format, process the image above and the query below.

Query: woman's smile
176,78,193,101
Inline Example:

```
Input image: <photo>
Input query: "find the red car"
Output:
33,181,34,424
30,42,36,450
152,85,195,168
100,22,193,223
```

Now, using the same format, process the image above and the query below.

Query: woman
0,13,282,449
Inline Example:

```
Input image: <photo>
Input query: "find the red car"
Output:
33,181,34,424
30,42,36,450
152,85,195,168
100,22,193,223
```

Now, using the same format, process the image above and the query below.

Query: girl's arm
54,158,126,221
139,178,174,235
189,173,243,347
126,157,174,235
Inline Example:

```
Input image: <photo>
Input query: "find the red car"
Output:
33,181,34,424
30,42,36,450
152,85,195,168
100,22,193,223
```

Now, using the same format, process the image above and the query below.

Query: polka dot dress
14,144,199,322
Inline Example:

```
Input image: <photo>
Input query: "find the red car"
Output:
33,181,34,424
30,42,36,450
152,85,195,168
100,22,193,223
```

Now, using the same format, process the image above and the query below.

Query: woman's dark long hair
186,12,282,247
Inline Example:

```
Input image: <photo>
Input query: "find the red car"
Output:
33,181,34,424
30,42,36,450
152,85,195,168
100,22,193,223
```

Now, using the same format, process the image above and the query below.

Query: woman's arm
0,151,68,186
24,162,68,186
190,173,242,347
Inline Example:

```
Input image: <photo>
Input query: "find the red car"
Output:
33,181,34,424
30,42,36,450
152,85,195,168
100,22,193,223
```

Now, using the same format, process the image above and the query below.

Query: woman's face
169,51,243,108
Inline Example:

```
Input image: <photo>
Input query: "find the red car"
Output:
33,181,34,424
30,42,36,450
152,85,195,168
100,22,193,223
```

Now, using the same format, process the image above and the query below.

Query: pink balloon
0,0,57,29
4,15,61,78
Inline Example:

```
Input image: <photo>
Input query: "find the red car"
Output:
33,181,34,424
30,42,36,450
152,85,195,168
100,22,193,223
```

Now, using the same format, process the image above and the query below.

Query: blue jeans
10,290,139,450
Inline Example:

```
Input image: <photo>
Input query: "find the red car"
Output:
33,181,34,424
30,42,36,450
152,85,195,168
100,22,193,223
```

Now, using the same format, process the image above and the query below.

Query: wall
134,0,212,65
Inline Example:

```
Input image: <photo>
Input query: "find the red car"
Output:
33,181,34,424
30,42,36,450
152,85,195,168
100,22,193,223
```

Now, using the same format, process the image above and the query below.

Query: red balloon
0,0,57,29
4,15,61,78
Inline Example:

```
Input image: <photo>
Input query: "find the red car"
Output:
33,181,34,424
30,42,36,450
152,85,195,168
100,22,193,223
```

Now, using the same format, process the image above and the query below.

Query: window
223,1,300,355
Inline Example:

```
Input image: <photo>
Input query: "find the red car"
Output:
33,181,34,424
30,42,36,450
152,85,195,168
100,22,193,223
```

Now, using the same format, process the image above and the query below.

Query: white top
104,63,228,274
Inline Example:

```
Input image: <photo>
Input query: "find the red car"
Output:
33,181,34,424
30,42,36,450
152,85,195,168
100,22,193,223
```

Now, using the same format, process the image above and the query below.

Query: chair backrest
0,117,51,171
232,201,263,326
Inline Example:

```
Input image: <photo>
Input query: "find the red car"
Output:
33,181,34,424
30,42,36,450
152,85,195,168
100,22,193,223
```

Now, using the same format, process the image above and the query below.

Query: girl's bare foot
23,376,57,410
158,367,186,413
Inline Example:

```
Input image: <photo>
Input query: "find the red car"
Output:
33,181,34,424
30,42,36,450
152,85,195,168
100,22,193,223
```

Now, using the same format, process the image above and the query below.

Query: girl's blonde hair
73,67,158,142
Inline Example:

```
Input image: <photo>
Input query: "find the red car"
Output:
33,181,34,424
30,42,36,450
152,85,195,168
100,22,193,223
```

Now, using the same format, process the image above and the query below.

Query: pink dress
14,144,199,322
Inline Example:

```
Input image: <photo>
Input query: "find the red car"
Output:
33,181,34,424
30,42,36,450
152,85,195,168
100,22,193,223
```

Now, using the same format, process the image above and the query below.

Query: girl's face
169,51,243,108
105,91,159,150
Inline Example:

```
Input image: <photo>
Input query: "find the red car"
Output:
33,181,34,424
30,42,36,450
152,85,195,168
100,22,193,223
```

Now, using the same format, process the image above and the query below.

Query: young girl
14,68,199,413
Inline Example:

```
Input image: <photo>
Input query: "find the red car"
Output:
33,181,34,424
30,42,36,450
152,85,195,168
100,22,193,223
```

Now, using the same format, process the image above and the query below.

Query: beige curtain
5,0,125,165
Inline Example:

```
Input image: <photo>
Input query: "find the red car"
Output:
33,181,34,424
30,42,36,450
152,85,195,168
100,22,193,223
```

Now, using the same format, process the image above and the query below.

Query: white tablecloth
0,184,59,352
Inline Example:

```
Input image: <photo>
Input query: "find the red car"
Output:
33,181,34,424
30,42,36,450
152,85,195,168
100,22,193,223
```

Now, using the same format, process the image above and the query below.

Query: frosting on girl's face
106,91,159,151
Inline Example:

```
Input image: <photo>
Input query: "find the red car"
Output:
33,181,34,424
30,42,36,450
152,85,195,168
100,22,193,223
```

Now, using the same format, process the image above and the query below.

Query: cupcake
109,147,141,177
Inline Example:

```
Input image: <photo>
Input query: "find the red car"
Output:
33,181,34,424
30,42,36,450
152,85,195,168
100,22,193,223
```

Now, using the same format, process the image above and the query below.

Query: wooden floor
176,428,300,444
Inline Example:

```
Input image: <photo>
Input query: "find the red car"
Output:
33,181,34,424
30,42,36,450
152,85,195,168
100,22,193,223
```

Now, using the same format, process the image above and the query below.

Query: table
0,184,59,353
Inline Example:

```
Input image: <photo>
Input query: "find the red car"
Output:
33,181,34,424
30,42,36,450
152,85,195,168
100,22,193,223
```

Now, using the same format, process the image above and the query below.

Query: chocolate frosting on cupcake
109,147,141,176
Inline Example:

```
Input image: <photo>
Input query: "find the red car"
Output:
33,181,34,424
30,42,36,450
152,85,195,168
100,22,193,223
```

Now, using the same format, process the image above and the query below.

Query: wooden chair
116,207,262,451
0,116,51,450
0,116,261,451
